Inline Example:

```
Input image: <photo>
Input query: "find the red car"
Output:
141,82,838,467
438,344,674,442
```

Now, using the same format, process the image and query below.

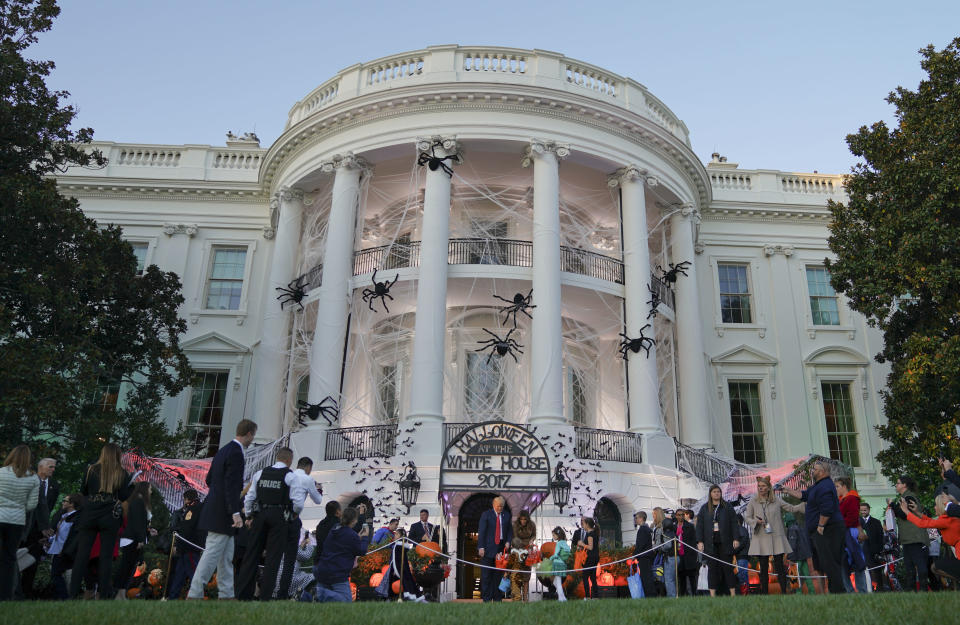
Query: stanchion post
398,540,405,602
164,532,177,599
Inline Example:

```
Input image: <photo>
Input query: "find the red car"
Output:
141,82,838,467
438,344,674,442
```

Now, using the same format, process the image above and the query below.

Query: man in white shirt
46,494,82,599
276,456,323,598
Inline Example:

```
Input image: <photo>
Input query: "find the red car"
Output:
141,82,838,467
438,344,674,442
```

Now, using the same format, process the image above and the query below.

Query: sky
29,0,960,175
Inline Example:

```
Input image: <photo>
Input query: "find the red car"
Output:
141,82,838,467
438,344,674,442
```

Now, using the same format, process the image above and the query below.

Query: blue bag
498,576,512,594
627,563,645,599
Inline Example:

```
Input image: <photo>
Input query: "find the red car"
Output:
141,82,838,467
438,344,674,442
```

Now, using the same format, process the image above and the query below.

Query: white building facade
57,46,891,596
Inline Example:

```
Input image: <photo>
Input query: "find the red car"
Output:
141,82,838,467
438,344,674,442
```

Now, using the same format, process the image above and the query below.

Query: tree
0,0,192,488
826,37,960,494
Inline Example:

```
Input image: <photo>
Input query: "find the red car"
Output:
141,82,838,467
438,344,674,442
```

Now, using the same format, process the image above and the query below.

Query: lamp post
550,462,571,513
400,461,421,514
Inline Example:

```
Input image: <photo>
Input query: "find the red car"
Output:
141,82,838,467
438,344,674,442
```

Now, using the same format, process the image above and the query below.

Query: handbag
627,562,645,599
495,548,509,569
498,576,512,594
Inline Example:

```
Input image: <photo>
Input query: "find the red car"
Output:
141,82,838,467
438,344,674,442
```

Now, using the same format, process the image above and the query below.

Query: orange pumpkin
564,575,585,599
613,576,628,587
370,572,383,588
350,582,357,600
598,571,615,586
416,541,440,558
392,580,401,594
540,541,556,558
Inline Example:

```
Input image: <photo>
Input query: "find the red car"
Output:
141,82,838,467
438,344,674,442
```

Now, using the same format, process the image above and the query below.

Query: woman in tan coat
508,510,536,601
743,475,793,594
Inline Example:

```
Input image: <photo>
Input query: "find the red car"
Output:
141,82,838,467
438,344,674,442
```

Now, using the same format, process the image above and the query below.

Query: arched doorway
455,493,511,599
594,497,622,549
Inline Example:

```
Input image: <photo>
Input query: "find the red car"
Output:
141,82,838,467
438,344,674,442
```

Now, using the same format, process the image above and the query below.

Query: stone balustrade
708,167,847,209
285,45,690,144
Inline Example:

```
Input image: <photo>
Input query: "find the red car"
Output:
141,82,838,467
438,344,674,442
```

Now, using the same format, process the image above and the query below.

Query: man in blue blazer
187,419,258,600
477,496,511,602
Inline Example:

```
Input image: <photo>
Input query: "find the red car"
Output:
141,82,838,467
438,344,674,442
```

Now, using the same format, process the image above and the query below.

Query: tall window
566,367,588,426
465,352,505,421
718,263,752,323
187,371,229,457
821,382,860,466
206,247,247,310
806,266,840,326
594,497,622,548
729,382,765,464
469,221,508,264
379,363,402,424
130,242,149,275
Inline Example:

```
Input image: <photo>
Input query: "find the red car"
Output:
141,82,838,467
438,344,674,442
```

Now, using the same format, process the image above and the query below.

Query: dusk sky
31,1,959,174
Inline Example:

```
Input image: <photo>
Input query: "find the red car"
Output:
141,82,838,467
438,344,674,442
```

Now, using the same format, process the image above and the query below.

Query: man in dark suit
633,511,655,597
167,489,205,599
477,496,511,602
860,502,889,591
20,457,60,598
408,509,439,543
187,419,257,600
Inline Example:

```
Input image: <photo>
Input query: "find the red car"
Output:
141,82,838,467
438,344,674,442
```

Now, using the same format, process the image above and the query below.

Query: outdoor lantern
550,462,571,513
399,461,421,514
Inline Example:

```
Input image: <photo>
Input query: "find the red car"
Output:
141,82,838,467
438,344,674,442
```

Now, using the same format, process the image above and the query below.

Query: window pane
570,368,587,426
807,267,840,325
187,371,229,457
379,364,401,424
211,248,247,279
88,377,121,412
821,382,860,466
718,263,752,324
465,352,505,421
130,243,148,275
729,382,764,464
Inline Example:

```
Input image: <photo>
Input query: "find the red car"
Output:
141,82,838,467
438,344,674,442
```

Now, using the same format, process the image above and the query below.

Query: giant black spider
416,141,457,177
297,396,339,427
361,268,399,313
474,327,524,364
618,324,656,359
657,261,691,285
646,282,661,319
276,275,309,311
493,289,536,327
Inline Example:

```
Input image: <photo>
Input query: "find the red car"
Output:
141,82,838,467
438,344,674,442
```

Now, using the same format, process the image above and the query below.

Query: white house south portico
56,45,891,599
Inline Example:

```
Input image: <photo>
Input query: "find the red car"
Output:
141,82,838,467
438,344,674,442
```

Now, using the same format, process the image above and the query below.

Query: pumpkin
350,582,357,600
613,576,628,587
369,572,383,588
416,541,440,558
598,571,615,586
392,580,401,594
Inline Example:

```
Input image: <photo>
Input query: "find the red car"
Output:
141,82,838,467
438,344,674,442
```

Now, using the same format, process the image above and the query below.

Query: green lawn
5,593,959,625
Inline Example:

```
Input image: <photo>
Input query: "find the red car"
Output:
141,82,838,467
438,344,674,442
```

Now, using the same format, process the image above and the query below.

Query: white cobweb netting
282,147,683,447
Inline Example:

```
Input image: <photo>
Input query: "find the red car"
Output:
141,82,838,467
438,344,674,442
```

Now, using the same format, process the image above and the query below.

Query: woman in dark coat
70,443,133,599
695,484,740,596
113,482,153,598
675,509,700,596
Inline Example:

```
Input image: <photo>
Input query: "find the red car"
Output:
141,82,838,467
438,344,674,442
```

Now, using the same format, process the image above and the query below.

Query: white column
523,140,569,426
670,204,712,448
406,137,459,425
609,167,661,435
251,189,302,439
307,154,368,421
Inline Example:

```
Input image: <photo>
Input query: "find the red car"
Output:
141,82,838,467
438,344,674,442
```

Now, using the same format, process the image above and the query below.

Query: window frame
717,262,754,325
727,380,766,464
805,265,841,327
708,255,766,338
123,237,157,276
819,380,862,468
191,239,257,324
185,369,231,458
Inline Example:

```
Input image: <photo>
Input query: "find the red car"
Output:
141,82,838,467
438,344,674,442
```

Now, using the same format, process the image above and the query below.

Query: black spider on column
417,140,457,177
361,268,399,313
618,324,656,359
493,289,536,327
276,275,309,311
297,396,339,427
646,282,661,319
657,261,691,286
475,327,524,364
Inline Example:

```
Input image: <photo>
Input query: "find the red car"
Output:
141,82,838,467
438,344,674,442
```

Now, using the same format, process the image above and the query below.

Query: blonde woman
0,445,40,601
743,475,793,594
69,443,133,599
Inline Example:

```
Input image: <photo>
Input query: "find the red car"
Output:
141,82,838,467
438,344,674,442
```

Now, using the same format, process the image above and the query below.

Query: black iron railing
443,422,473,449
674,440,738,485
574,427,643,463
324,424,397,460
293,239,683,309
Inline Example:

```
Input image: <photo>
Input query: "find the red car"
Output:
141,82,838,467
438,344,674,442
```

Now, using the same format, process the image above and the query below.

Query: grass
4,593,959,625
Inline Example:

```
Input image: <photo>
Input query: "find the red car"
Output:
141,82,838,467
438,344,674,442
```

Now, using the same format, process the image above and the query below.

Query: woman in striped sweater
0,445,40,601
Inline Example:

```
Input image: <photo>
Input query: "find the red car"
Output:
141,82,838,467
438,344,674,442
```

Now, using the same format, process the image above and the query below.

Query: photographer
889,475,929,591
938,459,960,518
312,506,370,602
899,494,960,582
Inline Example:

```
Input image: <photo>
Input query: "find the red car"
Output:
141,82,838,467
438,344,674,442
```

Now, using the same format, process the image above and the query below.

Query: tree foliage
826,37,960,494
0,0,192,489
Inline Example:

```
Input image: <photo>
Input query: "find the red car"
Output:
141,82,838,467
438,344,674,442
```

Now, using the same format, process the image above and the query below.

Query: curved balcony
297,238,675,308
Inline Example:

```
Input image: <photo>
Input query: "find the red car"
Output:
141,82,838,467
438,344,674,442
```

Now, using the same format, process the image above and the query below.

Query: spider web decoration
269,147,689,518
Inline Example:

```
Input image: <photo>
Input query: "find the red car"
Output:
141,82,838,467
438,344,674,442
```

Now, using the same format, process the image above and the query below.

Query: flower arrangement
350,541,390,587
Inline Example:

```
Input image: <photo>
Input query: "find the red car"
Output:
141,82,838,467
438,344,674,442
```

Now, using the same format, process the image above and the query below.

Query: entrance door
455,493,511,599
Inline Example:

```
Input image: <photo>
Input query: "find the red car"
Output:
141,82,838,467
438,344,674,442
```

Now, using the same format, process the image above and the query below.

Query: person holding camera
312,506,370,602
889,475,929,591
899,493,960,582
938,459,960,518
743,476,792,594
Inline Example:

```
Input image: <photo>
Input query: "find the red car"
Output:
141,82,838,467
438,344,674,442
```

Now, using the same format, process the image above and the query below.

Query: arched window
594,497,622,548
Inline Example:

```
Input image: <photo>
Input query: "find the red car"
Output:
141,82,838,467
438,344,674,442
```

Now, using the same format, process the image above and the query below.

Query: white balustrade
367,55,424,85
116,149,181,167
710,172,752,190
565,63,619,96
461,50,527,73
212,151,262,170
780,175,838,194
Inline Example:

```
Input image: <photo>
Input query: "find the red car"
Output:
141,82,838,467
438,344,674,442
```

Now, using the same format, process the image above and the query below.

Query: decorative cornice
162,223,198,237
763,244,795,257
276,187,305,203
56,181,267,203
520,139,571,167
318,152,371,175
704,202,831,224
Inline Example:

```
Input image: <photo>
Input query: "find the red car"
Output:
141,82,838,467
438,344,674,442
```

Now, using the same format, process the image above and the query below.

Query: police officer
236,447,296,601
166,489,205,599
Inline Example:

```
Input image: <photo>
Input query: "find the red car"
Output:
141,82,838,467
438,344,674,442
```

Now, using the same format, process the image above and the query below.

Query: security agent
236,447,297,601
275,456,323,598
